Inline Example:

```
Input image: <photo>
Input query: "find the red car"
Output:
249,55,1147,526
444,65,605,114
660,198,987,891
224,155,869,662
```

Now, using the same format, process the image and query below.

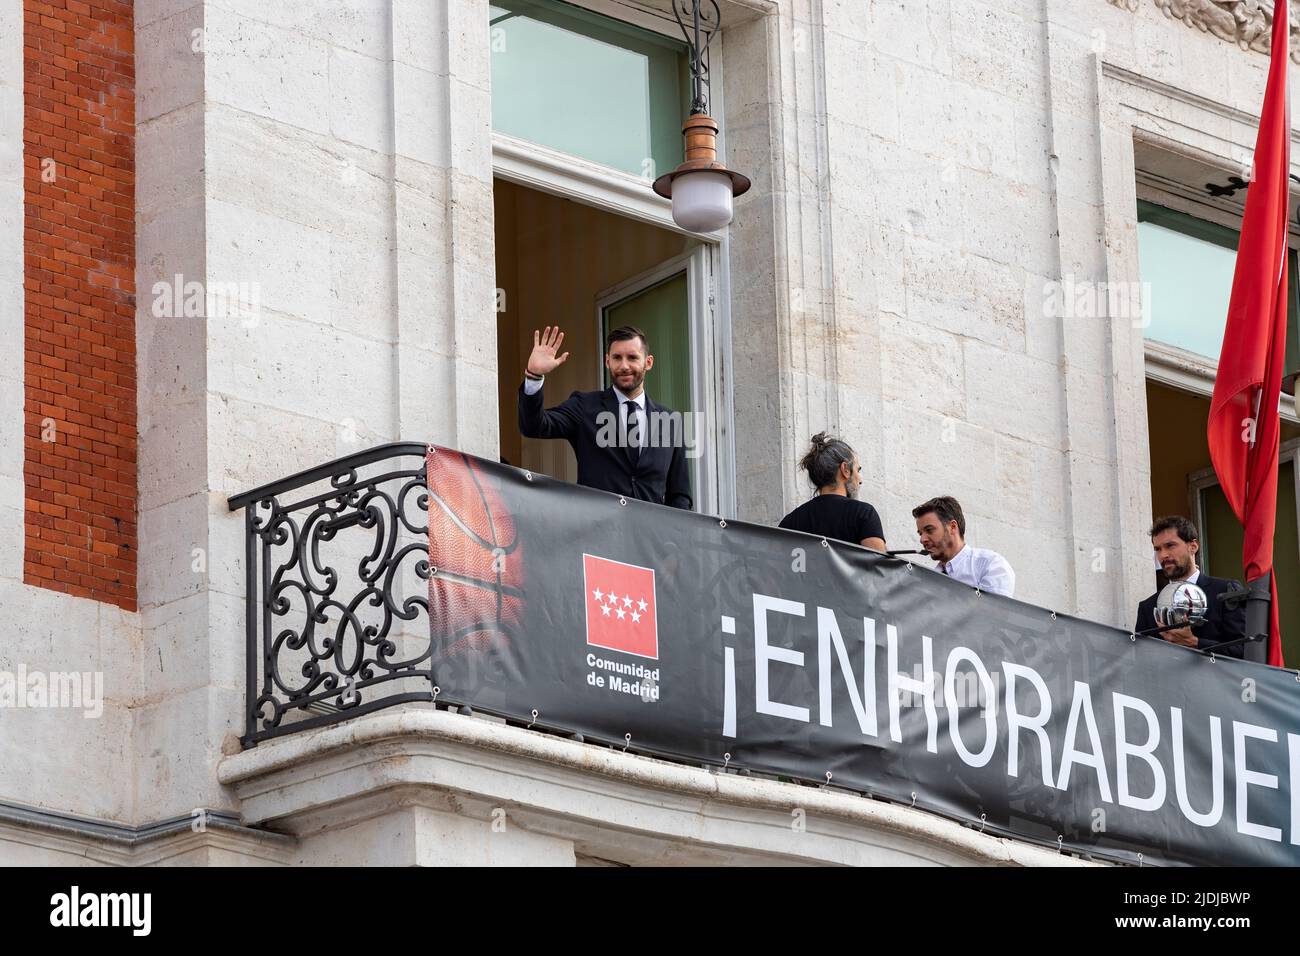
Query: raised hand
527,326,570,376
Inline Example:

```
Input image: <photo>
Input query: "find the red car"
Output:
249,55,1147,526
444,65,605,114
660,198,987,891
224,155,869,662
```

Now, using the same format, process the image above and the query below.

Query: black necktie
624,402,641,464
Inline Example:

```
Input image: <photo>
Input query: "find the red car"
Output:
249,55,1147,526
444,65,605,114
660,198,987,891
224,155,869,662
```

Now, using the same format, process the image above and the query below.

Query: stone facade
0,0,1290,863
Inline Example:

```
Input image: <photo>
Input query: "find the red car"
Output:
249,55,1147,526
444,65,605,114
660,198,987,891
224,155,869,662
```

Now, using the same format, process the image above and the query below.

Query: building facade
0,0,1296,864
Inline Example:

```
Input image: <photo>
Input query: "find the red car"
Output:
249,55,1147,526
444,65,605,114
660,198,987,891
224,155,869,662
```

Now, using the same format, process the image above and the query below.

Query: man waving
518,325,693,510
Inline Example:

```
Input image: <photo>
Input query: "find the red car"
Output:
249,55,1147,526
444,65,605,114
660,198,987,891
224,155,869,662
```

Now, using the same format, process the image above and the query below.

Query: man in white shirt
912,496,1015,597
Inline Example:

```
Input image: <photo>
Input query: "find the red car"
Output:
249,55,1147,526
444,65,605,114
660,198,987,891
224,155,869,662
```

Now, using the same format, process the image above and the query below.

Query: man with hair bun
778,432,887,551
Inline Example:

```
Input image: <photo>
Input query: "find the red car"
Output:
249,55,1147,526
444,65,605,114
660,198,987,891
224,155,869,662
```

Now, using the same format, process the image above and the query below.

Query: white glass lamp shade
670,170,734,232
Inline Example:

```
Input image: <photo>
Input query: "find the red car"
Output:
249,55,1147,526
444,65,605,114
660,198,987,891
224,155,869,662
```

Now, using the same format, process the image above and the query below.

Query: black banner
426,446,1300,866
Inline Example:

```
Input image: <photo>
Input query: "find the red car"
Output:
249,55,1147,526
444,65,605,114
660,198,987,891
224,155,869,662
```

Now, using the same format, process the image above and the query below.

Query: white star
623,594,633,607
616,607,626,620
631,611,641,623
601,603,611,616
593,588,604,602
637,598,648,612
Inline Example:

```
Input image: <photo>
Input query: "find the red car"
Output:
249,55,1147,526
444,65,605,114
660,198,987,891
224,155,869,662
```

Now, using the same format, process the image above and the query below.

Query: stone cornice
0,800,294,866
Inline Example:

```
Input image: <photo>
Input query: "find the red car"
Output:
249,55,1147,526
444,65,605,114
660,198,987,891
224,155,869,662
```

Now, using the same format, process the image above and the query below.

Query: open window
596,250,720,502
489,0,735,516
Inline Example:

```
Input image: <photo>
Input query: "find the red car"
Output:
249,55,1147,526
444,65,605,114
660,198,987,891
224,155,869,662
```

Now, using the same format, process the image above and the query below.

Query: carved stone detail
1107,0,1300,62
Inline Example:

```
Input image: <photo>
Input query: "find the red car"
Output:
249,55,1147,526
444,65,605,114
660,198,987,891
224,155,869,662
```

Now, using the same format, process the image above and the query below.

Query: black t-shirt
778,494,885,548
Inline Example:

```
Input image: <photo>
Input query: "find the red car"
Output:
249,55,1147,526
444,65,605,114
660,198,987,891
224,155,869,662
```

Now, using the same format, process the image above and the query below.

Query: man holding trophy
1135,516,1247,658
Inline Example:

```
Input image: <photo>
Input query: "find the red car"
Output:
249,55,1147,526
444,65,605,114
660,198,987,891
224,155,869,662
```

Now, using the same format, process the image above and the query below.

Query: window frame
1136,182,1300,424
490,0,727,241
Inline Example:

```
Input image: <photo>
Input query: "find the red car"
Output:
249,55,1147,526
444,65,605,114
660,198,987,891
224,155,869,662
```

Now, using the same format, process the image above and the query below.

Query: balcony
218,443,1092,866
226,442,435,747
221,441,1300,867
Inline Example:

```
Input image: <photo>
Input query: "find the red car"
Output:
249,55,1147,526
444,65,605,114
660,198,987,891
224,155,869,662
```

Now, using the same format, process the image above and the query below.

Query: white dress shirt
938,544,1016,597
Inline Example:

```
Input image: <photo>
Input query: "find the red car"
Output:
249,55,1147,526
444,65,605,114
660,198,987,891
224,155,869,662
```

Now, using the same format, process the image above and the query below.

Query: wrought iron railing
228,443,435,747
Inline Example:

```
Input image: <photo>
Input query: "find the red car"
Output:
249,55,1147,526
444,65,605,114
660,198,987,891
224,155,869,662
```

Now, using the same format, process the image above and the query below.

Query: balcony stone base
217,709,1100,867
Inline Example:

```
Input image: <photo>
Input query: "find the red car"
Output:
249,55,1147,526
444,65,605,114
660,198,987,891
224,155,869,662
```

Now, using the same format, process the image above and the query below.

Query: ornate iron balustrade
228,443,435,747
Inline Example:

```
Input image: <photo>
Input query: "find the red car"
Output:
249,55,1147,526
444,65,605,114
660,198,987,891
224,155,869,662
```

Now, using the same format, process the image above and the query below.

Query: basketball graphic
425,447,524,670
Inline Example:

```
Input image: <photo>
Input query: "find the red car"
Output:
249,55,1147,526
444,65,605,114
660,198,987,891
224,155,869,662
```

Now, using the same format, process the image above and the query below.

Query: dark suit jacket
518,384,693,510
1135,573,1247,658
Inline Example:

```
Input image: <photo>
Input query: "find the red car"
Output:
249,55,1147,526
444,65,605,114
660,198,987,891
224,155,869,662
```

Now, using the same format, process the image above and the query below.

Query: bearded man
518,325,692,510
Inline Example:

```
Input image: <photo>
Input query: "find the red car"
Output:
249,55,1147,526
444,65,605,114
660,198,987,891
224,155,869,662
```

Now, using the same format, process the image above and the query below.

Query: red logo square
583,554,658,659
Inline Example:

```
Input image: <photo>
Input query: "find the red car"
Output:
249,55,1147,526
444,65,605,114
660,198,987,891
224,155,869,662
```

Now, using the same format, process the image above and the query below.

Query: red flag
1208,2,1290,667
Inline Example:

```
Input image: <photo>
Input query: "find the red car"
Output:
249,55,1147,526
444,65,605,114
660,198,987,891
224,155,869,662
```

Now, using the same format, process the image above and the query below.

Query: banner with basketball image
426,445,1300,866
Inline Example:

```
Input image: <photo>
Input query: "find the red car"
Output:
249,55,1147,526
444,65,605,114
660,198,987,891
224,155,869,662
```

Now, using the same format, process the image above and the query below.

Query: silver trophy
1153,581,1209,628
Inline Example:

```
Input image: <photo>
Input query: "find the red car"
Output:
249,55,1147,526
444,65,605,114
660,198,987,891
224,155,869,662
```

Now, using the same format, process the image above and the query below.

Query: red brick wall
23,0,136,610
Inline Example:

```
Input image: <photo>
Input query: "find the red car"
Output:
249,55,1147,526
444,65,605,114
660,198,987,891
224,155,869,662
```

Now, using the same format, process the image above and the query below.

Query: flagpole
1243,573,1273,661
